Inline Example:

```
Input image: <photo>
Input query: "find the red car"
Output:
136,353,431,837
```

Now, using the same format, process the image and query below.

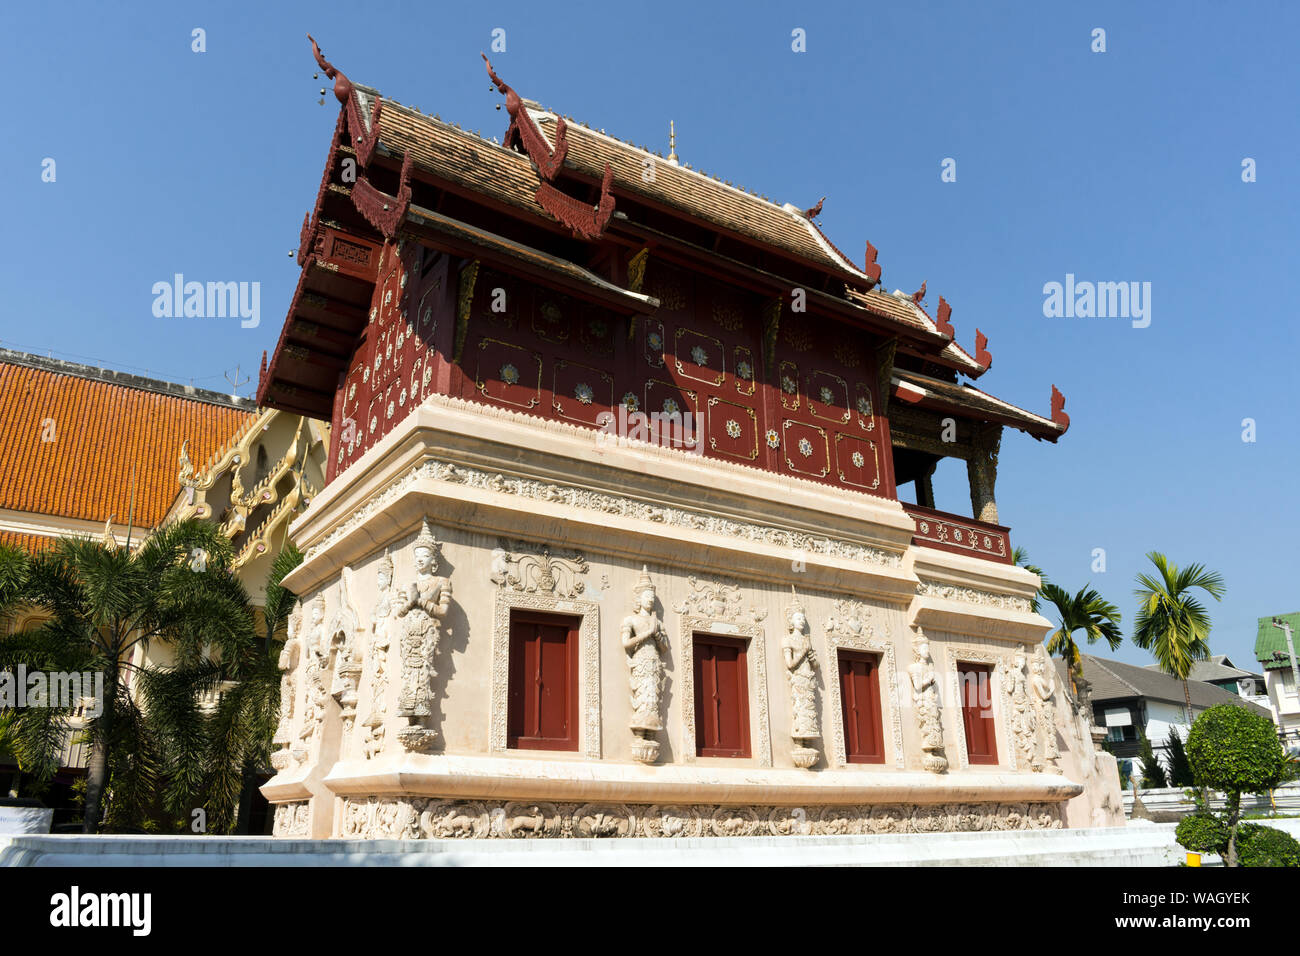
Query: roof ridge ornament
863,241,882,284
483,53,568,181
911,280,926,305
935,296,955,338
803,196,824,220
482,53,616,241
975,329,992,370
309,35,382,169
308,34,353,105
1050,385,1070,433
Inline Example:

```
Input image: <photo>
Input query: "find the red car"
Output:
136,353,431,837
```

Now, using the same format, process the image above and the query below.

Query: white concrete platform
0,823,1197,866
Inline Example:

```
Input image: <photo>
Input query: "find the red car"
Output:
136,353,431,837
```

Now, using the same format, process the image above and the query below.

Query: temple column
916,461,937,510
967,422,1002,524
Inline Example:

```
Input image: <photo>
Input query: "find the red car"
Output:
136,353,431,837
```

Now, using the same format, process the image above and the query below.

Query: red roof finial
804,196,825,219
308,35,353,105
935,296,955,338
975,329,992,369
483,53,568,180
1050,384,1070,433
911,280,926,305
863,241,882,283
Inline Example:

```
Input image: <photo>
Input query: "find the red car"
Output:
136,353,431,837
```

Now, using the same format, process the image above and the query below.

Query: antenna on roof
668,120,679,166
224,365,251,398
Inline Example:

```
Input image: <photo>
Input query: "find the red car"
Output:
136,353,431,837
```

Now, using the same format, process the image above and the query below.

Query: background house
1143,655,1269,710
1255,613,1300,755
1061,654,1273,783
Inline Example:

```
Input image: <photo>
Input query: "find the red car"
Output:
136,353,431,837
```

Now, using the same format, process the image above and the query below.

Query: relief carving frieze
302,407,903,572
489,541,589,599
327,796,1064,839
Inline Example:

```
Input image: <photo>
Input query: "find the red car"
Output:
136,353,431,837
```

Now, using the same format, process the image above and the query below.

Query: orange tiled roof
0,356,256,529
0,530,58,554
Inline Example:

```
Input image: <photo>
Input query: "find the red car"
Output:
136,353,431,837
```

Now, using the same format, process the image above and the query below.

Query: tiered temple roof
259,42,1065,437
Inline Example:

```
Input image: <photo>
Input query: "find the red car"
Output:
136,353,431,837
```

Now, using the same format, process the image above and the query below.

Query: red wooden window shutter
507,610,580,751
693,634,751,758
838,650,885,763
959,664,997,765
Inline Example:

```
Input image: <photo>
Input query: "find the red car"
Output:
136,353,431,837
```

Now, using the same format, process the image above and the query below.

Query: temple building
0,350,254,811
257,39,1123,839
0,349,327,827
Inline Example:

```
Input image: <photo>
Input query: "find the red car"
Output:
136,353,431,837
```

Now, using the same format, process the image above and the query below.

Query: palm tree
3,520,251,832
1012,547,1047,613
1040,582,1123,696
1133,551,1225,719
197,543,302,833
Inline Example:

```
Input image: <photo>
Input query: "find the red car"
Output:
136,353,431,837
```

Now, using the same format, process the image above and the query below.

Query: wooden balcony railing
903,503,1012,564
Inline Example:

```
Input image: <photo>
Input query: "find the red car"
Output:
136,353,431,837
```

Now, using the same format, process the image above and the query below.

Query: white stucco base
5,821,1272,867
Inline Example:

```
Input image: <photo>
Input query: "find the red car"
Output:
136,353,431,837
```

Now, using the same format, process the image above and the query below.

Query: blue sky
2,1,1296,669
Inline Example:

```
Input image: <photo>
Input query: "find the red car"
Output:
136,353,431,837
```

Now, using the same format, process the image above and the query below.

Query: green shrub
1186,705,1286,795
1165,726,1195,787
1176,813,1228,855
1236,824,1300,867
1138,730,1167,788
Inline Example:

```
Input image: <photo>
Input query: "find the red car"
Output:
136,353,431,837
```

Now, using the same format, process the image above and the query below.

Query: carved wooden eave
219,416,309,538
611,216,949,349
351,153,413,241
174,411,324,561
888,369,1067,443
403,203,659,315
232,467,316,570
179,408,277,504
258,232,380,418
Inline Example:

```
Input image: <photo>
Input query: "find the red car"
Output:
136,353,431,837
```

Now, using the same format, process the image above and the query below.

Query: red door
508,611,579,751
959,664,998,764
838,650,885,763
693,635,751,758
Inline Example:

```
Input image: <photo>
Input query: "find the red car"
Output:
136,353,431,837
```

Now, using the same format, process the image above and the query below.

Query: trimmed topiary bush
1236,824,1300,867
1187,705,1287,795
1175,813,1228,856
1185,704,1288,866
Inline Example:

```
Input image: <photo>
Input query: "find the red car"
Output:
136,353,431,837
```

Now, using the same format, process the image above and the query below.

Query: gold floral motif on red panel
834,341,862,368
532,298,571,345
779,361,800,411
712,300,744,332
835,434,881,490
644,319,666,369
474,337,542,410
733,347,756,396
808,370,850,425
782,420,830,478
674,328,725,386
783,323,812,352
854,383,875,431
707,397,759,461
553,359,613,426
